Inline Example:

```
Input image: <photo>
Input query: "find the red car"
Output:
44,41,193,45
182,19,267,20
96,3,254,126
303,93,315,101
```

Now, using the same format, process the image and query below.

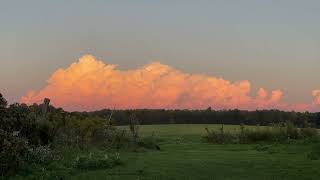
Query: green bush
26,145,58,165
0,130,29,176
138,135,161,150
241,129,270,143
285,122,300,139
203,126,238,144
91,128,132,149
300,128,319,139
74,153,122,170
56,116,133,149
55,114,161,150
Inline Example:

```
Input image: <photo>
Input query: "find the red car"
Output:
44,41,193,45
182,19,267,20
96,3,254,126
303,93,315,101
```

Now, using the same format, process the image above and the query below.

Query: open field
7,124,320,180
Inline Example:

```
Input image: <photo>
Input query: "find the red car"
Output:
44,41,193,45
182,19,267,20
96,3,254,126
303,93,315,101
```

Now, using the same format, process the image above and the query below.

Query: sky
1,0,320,111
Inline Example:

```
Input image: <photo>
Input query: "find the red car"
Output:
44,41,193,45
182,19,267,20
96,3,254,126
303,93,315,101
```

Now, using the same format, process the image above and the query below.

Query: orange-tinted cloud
313,90,320,105
270,90,283,102
21,55,319,112
256,88,268,100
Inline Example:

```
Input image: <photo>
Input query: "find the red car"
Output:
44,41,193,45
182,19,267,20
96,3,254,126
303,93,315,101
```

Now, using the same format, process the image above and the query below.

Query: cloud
270,90,283,102
313,90,320,105
20,55,319,112
256,88,268,100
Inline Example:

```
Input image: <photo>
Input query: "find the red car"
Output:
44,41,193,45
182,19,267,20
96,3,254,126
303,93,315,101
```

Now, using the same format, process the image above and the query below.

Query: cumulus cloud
313,90,320,105
20,55,319,112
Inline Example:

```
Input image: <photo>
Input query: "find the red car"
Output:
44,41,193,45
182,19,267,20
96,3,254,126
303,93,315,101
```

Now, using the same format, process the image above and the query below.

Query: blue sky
1,0,320,103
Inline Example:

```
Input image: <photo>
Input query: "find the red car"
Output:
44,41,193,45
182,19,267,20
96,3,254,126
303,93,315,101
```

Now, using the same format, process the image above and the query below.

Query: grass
7,124,320,180
203,123,319,144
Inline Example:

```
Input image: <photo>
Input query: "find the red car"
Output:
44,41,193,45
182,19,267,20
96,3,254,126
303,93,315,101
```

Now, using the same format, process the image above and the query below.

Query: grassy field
9,124,320,180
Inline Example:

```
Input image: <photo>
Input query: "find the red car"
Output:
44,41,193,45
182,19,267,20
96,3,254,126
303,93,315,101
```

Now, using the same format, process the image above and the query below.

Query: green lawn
9,124,320,180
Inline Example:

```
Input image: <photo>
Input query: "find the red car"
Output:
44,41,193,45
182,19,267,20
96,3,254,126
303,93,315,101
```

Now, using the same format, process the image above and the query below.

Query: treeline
83,108,320,128
1,93,320,128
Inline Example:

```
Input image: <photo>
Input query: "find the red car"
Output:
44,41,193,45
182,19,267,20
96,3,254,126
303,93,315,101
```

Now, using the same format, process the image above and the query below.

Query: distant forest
83,108,320,127
1,93,320,128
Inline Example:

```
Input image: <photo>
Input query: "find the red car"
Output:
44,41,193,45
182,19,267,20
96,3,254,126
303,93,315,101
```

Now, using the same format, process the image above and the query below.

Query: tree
316,113,320,128
0,93,7,108
0,93,8,124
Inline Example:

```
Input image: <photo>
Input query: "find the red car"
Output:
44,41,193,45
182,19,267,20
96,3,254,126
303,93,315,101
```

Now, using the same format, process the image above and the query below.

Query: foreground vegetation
3,124,319,180
1,93,320,179
0,94,158,178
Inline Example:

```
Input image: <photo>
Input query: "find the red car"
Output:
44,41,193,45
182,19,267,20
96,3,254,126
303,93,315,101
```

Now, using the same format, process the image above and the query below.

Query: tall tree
0,93,7,108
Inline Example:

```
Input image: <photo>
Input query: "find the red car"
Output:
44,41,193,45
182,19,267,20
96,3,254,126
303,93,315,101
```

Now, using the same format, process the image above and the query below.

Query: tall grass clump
203,122,319,144
204,125,238,144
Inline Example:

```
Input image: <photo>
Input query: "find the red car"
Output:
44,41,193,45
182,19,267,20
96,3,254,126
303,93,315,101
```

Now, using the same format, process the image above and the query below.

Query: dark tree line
1,93,320,130
82,108,320,128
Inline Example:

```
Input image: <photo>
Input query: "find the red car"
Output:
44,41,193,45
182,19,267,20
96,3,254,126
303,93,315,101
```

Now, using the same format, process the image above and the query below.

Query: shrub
285,122,300,139
203,126,238,144
26,145,58,165
138,135,161,150
53,127,80,148
54,116,108,148
300,128,319,139
74,153,122,170
0,130,29,176
92,128,132,149
55,117,160,151
241,128,272,143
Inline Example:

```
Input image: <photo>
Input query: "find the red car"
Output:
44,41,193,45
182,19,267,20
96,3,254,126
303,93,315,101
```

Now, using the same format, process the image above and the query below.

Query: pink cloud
20,55,320,112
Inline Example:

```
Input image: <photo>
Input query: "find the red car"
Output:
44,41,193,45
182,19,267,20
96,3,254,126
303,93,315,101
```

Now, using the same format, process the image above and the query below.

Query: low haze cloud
21,55,319,112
